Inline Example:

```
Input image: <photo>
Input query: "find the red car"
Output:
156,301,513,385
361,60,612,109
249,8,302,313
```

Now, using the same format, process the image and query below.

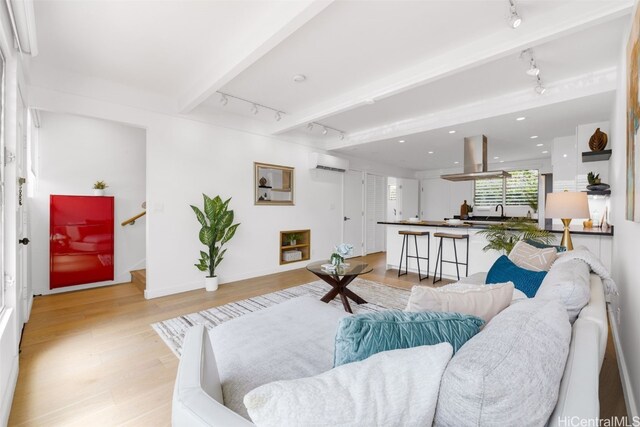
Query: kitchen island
378,220,613,280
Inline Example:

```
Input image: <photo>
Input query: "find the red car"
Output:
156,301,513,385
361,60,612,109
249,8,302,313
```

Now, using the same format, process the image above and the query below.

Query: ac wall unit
308,153,348,172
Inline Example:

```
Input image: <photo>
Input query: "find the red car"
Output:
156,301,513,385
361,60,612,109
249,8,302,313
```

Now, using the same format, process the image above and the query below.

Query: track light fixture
306,122,346,138
508,0,522,29
521,49,540,76
535,76,546,95
215,91,285,122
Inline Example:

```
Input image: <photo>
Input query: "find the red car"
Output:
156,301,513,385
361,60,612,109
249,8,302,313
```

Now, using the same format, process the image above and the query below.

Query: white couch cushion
210,296,348,420
405,282,514,323
434,299,571,427
536,258,591,323
244,343,453,427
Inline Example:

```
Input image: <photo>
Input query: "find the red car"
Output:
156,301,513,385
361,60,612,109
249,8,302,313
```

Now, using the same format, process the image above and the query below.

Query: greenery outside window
474,169,539,209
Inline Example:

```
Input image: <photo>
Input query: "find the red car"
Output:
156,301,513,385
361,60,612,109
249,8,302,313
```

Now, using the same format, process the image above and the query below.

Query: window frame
473,169,539,209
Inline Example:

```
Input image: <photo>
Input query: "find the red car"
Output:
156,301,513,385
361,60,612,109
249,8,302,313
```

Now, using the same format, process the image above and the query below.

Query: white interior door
16,89,29,324
343,170,364,258
398,178,419,219
365,174,386,254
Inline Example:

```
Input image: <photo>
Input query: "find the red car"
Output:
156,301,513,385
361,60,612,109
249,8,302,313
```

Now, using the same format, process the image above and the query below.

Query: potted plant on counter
191,194,240,291
476,218,553,255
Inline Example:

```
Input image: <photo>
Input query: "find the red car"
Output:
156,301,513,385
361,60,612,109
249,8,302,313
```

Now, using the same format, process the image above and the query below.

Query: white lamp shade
545,192,590,219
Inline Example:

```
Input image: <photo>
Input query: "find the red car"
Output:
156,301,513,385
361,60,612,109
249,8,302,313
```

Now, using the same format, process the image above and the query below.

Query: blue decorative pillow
333,310,484,367
524,239,566,253
486,255,547,298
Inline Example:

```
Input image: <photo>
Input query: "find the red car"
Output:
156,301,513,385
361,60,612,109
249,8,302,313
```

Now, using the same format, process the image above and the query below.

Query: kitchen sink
445,216,537,223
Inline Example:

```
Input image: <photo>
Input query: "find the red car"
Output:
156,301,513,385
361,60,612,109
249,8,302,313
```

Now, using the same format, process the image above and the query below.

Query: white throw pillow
244,343,453,427
406,282,514,323
508,240,557,272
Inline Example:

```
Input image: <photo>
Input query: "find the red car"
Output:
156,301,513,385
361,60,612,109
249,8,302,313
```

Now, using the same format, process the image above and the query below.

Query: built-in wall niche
254,162,294,205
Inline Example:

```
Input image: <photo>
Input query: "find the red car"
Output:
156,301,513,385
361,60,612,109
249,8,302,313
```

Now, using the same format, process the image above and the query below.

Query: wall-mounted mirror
254,162,294,205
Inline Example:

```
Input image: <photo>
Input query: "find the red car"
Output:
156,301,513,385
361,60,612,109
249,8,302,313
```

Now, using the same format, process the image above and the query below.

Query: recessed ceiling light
448,130,456,134
536,143,543,147
542,150,549,154
516,117,526,121
530,135,538,139
454,161,460,164
494,156,500,160
563,154,567,158
292,74,306,83
499,160,505,163
428,151,434,154
398,140,405,143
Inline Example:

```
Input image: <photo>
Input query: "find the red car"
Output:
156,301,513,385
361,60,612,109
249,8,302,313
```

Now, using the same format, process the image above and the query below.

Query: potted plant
191,194,240,291
285,233,301,246
93,180,108,196
587,172,601,185
476,218,553,255
330,243,354,267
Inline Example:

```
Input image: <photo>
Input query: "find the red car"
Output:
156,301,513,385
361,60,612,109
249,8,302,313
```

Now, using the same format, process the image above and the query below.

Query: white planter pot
93,189,105,196
205,276,219,292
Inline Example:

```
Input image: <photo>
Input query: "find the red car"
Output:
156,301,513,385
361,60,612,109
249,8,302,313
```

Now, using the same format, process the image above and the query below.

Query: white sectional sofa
172,273,608,426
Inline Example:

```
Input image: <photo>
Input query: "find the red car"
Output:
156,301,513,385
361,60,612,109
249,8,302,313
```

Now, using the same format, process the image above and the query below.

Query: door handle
344,216,351,221
18,238,29,245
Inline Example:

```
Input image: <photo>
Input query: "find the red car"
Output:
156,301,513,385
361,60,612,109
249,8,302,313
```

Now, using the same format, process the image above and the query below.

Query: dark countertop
377,220,614,236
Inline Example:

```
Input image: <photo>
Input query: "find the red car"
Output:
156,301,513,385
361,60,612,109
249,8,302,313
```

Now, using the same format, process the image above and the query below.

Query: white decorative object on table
330,243,353,267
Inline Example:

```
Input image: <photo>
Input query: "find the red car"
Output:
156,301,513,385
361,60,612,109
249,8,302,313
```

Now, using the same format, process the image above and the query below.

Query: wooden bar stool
432,232,469,284
398,230,430,281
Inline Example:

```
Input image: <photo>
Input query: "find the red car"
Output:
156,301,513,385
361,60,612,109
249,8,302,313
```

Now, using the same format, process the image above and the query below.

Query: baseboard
0,355,18,426
144,279,204,299
608,307,638,418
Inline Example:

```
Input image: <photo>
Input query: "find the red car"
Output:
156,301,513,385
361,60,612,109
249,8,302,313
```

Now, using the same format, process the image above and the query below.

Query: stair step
131,269,146,292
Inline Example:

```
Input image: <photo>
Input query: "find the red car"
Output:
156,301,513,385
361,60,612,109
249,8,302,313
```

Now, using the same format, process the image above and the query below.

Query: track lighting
306,121,345,138
526,59,540,76
508,0,522,29
215,91,286,122
535,76,546,95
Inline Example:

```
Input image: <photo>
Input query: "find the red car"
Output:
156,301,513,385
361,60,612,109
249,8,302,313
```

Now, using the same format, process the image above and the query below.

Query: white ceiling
28,0,632,172
333,91,614,171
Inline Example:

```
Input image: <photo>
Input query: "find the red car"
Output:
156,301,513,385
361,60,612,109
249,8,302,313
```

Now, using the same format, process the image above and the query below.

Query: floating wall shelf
583,190,611,196
582,150,611,162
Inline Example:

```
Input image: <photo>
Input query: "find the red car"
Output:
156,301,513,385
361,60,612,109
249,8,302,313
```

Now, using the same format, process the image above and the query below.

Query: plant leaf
222,223,240,244
204,194,217,222
191,205,207,227
194,263,207,272
199,226,215,246
200,251,209,261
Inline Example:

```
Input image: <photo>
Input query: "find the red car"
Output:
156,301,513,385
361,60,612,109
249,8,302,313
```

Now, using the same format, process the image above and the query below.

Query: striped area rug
151,278,410,356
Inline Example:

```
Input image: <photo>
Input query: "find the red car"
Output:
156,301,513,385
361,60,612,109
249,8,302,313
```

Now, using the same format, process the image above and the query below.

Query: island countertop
377,220,614,236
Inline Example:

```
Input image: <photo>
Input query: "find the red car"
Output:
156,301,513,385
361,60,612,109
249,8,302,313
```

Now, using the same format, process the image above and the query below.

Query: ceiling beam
271,1,631,135
177,0,334,114
325,67,617,151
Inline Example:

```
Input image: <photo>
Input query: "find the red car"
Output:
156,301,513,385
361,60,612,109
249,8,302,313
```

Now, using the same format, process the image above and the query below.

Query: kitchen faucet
496,204,505,218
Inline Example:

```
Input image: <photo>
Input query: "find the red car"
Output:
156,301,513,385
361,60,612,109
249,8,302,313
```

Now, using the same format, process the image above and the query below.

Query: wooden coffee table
306,261,373,313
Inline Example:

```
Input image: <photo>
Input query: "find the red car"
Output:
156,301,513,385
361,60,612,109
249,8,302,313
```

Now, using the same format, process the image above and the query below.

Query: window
474,169,539,207
388,185,397,201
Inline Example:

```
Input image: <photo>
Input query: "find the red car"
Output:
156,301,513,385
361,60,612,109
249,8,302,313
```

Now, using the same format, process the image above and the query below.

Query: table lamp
545,191,590,250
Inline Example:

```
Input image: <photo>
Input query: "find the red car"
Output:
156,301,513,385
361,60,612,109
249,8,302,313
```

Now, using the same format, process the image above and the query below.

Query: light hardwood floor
9,252,627,425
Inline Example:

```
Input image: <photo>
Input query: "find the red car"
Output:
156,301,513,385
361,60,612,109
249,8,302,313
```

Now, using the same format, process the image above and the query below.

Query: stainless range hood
441,135,511,182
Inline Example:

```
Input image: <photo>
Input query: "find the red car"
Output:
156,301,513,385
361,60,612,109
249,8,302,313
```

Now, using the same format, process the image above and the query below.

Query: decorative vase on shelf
93,189,105,196
588,128,608,152
205,276,219,292
330,254,344,267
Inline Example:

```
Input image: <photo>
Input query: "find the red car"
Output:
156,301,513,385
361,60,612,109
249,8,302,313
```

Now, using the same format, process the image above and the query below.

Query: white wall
29,112,146,294
608,5,640,417
30,86,402,299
